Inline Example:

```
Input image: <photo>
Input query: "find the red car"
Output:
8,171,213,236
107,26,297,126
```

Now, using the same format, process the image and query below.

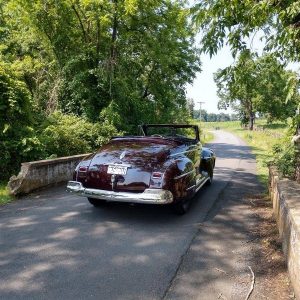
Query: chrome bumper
66,181,173,204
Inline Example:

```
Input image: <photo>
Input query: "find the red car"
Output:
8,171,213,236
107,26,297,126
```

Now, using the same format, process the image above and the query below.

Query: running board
195,177,210,192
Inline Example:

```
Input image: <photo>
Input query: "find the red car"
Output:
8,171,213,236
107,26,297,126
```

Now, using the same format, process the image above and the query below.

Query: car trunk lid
85,138,178,192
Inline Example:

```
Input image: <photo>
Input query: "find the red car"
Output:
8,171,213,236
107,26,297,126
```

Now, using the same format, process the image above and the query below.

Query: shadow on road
0,134,266,299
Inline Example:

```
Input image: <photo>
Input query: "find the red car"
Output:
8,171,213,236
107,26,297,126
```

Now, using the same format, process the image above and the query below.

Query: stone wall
269,167,300,299
292,133,300,183
7,154,90,196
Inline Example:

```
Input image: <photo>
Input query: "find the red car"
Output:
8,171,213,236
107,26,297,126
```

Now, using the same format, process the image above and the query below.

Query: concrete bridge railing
8,154,90,196
269,166,300,299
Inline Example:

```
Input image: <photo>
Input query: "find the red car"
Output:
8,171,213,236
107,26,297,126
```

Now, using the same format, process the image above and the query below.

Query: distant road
0,130,262,299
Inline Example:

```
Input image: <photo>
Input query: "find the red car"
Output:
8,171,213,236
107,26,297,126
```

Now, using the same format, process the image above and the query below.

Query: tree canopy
215,51,299,129
1,0,200,129
192,0,300,61
0,0,201,180
1,0,300,181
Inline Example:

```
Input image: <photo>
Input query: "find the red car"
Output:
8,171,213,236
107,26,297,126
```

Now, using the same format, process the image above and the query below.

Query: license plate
107,165,127,175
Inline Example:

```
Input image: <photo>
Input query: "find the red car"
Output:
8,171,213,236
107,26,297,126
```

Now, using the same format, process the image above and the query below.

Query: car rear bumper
66,181,174,204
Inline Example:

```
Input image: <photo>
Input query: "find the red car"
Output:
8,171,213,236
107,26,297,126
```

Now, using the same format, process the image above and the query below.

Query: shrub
273,140,296,179
0,63,43,180
272,121,298,180
40,111,119,157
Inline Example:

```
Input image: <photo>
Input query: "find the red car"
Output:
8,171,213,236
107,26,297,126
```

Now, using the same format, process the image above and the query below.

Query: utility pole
197,101,205,124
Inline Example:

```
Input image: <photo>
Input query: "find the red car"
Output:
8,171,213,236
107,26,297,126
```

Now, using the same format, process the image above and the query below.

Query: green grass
0,182,12,205
188,119,215,145
201,130,214,144
200,120,288,188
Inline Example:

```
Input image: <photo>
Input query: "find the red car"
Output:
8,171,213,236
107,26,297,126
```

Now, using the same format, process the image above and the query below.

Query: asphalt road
0,130,263,300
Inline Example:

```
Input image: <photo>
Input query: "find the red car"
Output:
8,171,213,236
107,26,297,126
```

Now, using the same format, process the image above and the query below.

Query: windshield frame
140,124,200,142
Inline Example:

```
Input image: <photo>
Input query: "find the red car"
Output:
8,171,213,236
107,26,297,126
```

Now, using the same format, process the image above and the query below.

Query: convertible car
67,124,215,214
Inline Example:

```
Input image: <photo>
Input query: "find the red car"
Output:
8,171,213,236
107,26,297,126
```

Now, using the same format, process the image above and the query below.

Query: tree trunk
96,18,100,58
248,101,255,130
71,4,87,43
109,0,118,98
249,112,255,130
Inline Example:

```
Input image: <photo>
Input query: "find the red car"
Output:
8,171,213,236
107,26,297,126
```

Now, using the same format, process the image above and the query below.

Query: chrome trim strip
195,177,210,192
102,163,132,168
67,181,173,204
186,185,195,191
174,170,195,180
169,147,198,157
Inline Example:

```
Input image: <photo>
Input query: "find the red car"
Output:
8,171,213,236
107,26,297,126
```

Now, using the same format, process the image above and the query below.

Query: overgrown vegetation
1,0,300,190
215,51,299,130
192,0,300,183
202,120,296,186
0,183,11,205
40,112,119,158
0,0,200,181
192,0,300,61
201,130,214,144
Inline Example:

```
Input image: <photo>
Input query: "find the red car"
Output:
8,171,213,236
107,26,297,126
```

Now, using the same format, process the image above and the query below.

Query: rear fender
201,148,215,174
162,157,196,202
73,153,95,182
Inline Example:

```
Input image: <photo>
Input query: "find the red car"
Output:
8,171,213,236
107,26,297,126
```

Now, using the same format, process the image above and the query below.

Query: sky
186,46,235,114
187,34,300,114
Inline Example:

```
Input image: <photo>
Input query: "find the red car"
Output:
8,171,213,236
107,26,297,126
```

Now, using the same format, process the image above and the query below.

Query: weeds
0,183,12,205
201,119,289,187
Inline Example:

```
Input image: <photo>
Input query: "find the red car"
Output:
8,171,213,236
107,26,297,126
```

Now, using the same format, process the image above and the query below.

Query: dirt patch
246,194,295,299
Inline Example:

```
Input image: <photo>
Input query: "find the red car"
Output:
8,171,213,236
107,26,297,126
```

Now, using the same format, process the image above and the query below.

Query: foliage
272,115,300,180
214,51,299,129
40,111,119,158
193,109,234,122
0,62,43,180
192,0,300,181
0,182,12,205
202,120,289,186
191,0,300,61
1,0,200,129
273,136,297,179
0,0,201,183
201,130,214,144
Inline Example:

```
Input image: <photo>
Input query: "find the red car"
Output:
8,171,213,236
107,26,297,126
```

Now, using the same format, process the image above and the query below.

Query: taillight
150,172,164,188
76,166,88,180
152,172,163,179
79,166,88,172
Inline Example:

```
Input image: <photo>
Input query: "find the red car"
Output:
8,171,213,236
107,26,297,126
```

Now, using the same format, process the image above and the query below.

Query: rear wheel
87,198,107,207
205,164,214,186
172,198,192,215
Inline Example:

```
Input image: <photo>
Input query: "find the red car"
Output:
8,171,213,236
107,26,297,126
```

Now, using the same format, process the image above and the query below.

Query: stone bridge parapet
8,154,90,196
269,166,300,299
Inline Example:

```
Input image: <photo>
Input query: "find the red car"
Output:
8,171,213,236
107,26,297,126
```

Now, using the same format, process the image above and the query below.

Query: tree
215,51,299,129
187,98,195,118
1,0,201,130
193,109,207,121
206,113,217,122
254,55,299,122
192,110,232,122
215,51,257,130
0,0,202,180
0,62,43,180
191,0,300,124
191,0,300,61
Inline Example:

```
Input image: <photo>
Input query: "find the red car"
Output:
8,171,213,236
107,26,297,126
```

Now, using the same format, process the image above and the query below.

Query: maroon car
67,124,215,214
